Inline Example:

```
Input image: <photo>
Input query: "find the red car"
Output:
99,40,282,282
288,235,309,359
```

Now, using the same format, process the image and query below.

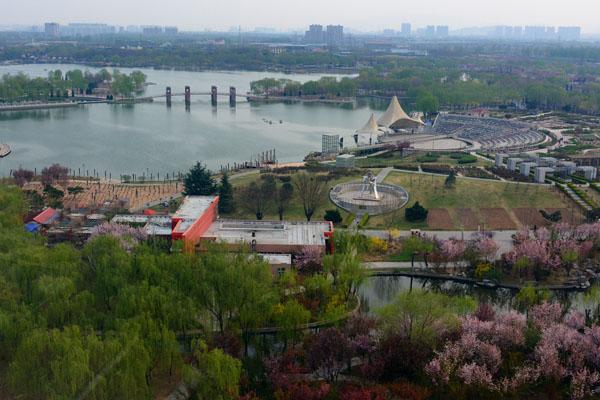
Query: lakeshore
0,64,375,177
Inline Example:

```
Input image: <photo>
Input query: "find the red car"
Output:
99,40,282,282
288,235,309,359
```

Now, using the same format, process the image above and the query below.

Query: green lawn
223,170,376,223
367,170,572,230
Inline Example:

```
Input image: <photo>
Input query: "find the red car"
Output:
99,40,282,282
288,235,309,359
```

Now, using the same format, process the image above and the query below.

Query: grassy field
367,170,576,230
356,151,491,168
223,169,375,223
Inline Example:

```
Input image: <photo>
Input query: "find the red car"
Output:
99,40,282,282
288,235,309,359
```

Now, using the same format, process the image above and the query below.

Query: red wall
172,197,219,252
324,221,334,254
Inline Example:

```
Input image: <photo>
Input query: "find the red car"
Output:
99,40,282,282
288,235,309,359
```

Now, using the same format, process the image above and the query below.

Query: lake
360,275,598,314
0,64,374,177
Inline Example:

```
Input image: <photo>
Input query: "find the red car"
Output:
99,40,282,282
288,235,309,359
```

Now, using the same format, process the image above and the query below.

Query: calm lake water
359,276,598,314
0,64,375,177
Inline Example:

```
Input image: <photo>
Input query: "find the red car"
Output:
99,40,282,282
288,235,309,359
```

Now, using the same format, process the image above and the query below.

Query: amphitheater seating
433,114,545,151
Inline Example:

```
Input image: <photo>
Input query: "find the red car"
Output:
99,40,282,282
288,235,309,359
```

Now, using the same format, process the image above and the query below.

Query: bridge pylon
184,86,191,107
229,87,236,107
211,86,218,107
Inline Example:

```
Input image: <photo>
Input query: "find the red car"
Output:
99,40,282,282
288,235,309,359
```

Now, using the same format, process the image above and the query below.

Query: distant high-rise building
545,26,556,40
126,25,141,33
436,25,449,37
164,26,178,35
305,24,324,43
326,25,344,45
558,26,581,41
493,25,505,37
524,26,546,40
62,23,115,36
142,26,163,35
425,25,435,37
44,22,60,37
512,26,522,38
401,23,411,36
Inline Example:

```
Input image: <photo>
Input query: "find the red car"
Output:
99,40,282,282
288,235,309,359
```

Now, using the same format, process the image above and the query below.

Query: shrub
474,263,493,280
457,155,477,164
405,202,428,222
324,209,343,224
358,213,370,228
369,237,388,253
416,153,439,163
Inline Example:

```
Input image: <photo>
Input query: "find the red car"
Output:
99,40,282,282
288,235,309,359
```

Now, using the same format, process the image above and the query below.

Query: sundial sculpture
356,171,380,202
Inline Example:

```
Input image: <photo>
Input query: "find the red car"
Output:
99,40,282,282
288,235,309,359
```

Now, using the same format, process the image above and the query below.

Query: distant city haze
2,0,599,33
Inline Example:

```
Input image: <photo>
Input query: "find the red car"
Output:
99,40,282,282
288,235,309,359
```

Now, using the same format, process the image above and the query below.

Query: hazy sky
2,0,599,33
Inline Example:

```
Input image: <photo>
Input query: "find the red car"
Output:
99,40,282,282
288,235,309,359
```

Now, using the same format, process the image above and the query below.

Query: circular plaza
329,175,409,216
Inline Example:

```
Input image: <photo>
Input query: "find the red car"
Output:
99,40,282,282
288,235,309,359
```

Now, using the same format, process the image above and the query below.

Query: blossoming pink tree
426,303,600,399
88,222,147,251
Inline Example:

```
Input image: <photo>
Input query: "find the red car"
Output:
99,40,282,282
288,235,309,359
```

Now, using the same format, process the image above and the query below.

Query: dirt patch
427,208,454,230
23,180,181,212
480,208,517,230
513,208,550,228
457,208,480,230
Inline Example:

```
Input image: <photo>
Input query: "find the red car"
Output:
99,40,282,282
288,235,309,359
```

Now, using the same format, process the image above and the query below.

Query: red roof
143,209,157,215
33,208,58,225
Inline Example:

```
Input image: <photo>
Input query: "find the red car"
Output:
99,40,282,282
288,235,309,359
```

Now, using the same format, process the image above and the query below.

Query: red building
170,196,334,256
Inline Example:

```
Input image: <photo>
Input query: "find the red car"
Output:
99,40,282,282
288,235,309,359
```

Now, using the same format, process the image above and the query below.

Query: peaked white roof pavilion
356,113,380,134
377,96,424,129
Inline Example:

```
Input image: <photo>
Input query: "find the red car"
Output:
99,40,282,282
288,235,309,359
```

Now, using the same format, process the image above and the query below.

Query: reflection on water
0,109,53,121
0,64,373,176
359,276,598,314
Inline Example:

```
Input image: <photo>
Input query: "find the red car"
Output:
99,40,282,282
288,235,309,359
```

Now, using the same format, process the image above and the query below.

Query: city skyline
1,0,599,34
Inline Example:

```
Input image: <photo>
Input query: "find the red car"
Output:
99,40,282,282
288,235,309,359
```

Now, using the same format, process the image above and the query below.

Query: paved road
356,229,517,259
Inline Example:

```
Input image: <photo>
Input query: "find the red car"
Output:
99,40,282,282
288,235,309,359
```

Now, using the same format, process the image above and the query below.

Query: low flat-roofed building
520,162,537,177
258,253,292,276
495,153,507,167
557,161,577,175
172,196,219,251
507,158,522,171
538,157,558,167
202,219,334,255
577,166,598,181
535,167,554,183
112,214,173,237
168,196,334,258
336,154,356,168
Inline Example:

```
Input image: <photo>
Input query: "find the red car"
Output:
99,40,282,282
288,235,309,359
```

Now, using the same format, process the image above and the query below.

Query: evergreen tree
183,162,217,196
445,171,457,188
405,201,428,222
218,173,234,214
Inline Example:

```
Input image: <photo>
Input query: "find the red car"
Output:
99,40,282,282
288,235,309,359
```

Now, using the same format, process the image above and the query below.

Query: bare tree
241,182,266,220
293,173,326,221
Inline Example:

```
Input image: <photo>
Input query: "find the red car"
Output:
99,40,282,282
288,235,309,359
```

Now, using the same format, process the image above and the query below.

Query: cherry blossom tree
294,246,323,275
88,222,147,251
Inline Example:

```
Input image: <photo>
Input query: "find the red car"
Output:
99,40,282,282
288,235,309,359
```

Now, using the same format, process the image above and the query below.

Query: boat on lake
0,143,10,158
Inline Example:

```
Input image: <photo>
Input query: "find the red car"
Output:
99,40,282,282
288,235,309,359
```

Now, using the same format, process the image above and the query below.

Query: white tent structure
357,114,380,134
377,96,424,130
355,113,381,145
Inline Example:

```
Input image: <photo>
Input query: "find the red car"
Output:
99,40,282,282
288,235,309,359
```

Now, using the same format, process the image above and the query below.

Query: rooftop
173,196,217,221
203,219,332,247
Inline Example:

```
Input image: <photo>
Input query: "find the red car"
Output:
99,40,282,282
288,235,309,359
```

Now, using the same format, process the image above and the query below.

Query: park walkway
375,167,394,183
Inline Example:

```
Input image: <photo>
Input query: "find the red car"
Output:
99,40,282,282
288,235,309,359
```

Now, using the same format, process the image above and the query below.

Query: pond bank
367,267,593,292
